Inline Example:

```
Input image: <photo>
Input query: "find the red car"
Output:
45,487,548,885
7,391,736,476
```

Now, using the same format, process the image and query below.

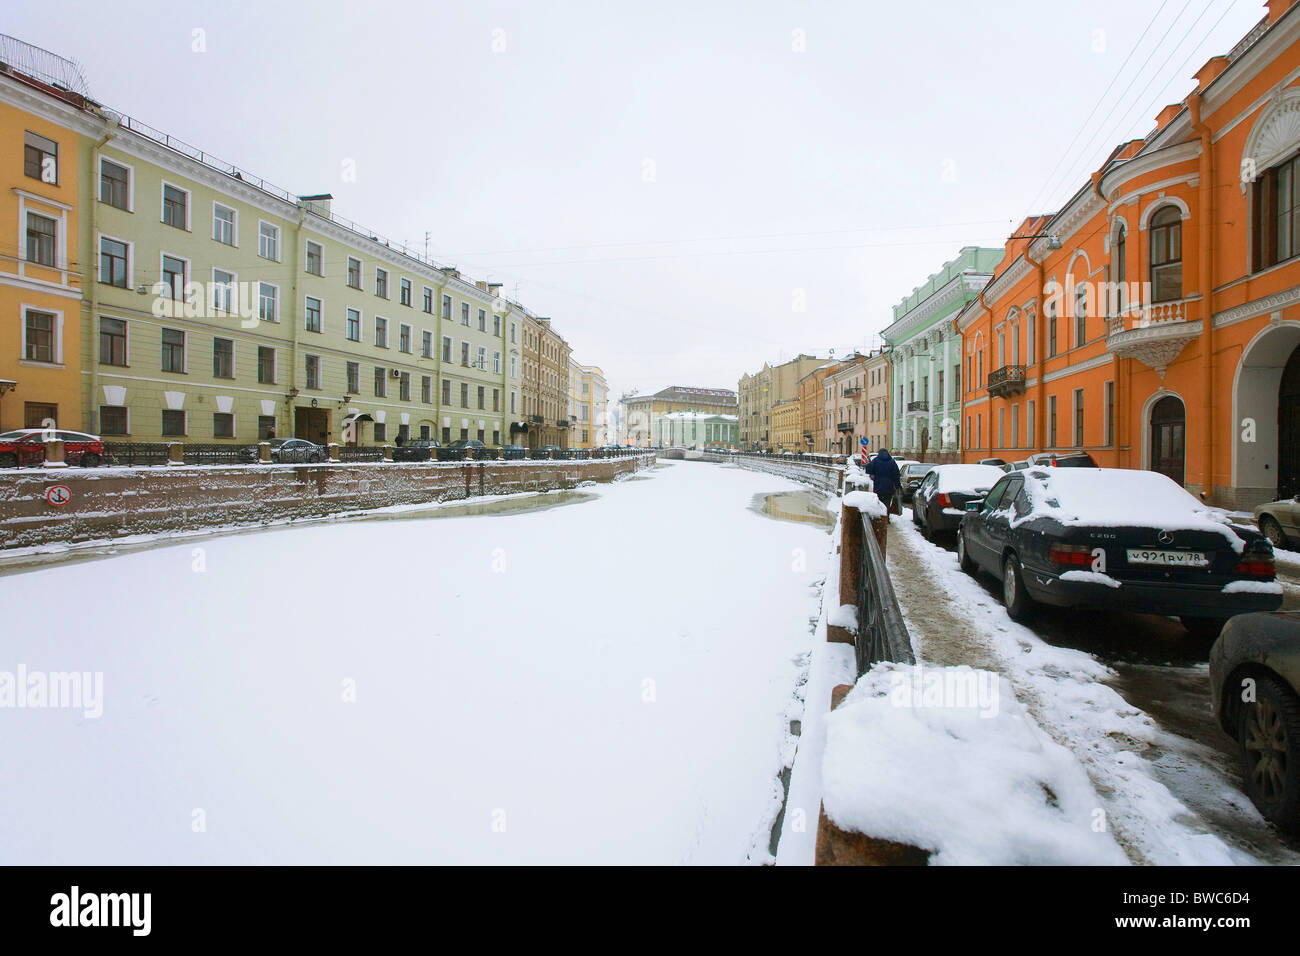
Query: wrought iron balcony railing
986,365,1026,398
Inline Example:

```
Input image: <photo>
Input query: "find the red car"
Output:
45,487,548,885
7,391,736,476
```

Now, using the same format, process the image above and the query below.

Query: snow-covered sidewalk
1,462,829,864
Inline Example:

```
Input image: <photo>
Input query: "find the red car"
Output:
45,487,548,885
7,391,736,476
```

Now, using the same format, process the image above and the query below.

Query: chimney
1155,103,1183,130
297,193,333,217
1194,55,1229,92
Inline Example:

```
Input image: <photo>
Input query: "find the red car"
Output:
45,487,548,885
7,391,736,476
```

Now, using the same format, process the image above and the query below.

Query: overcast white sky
6,0,1269,401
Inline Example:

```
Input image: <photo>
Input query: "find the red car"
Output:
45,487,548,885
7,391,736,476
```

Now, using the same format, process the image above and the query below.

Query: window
162,328,185,372
1048,395,1058,448
1026,400,1035,447
306,240,323,275
422,330,433,358
24,131,57,183
442,335,452,362
1047,299,1058,357
493,351,501,373
478,309,486,331
400,278,412,306
477,346,486,369
162,255,186,299
421,375,432,403
1074,283,1087,346
100,317,126,366
1105,380,1115,446
510,323,516,344
347,308,361,342
259,221,280,260
442,379,451,404
374,366,387,398
259,283,278,322
100,159,129,209
162,184,188,229
460,383,469,408
1073,389,1084,447
347,256,362,289
213,204,236,245
423,287,433,313
213,337,234,378
258,415,276,439
510,356,517,378
375,316,389,348
100,405,128,436
375,268,388,298
99,237,129,287
399,372,411,402
461,303,470,326
1113,227,1127,313
24,309,56,363
258,346,276,384
399,324,412,353
1253,153,1300,270
1149,206,1183,302
442,425,451,444
305,354,321,390
305,296,322,333
374,423,387,443
1011,403,1019,449
442,295,452,319
346,361,360,394
492,389,500,412
212,269,235,313
511,392,516,413
213,412,234,438
161,409,186,436
461,342,470,366
26,212,56,266
477,386,485,410
1026,315,1035,366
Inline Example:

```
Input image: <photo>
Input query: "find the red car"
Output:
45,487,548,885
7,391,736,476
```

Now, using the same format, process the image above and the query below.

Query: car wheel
1260,516,1289,551
1181,616,1227,641
957,528,976,576
0,452,18,468
1002,554,1032,620
80,452,102,468
1237,673,1300,833
911,504,921,526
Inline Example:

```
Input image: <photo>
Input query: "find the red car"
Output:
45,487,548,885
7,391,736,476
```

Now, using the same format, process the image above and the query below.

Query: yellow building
568,360,608,448
0,51,97,431
771,400,800,451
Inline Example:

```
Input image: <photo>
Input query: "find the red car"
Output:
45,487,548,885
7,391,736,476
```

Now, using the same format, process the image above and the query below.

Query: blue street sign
860,437,869,446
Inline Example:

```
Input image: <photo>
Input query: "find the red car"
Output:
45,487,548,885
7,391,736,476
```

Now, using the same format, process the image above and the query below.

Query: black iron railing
181,443,248,465
338,446,385,462
102,442,170,466
986,365,1026,398
855,513,915,676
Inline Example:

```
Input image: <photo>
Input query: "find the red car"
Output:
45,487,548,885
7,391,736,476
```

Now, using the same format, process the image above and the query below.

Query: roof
651,386,738,401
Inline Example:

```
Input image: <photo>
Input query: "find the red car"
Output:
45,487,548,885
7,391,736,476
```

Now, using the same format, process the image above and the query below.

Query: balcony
529,414,544,424
986,365,1026,399
557,419,571,428
837,421,854,433
905,401,929,417
1106,298,1201,373
841,386,862,397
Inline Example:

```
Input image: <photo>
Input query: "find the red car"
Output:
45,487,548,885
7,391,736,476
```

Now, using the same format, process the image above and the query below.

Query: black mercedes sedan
956,467,1283,637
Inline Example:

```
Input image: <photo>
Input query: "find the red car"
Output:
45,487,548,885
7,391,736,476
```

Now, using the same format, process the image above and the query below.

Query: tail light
1049,543,1093,567
1234,554,1275,578
936,493,952,508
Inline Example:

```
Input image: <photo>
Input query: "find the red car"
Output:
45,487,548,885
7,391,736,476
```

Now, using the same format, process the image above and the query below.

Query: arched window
1150,207,1183,303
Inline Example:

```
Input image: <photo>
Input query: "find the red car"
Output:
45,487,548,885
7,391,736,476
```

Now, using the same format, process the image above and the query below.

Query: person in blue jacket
864,447,902,515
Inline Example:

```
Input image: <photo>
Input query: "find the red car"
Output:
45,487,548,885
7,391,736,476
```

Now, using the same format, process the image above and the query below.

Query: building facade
568,361,608,448
796,363,835,452
622,385,737,446
885,247,1001,462
738,354,826,450
771,400,800,450
959,0,1300,509
654,411,738,448
863,348,892,454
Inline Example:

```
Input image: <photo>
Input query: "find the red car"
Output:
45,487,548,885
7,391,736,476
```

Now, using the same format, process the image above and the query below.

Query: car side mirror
965,499,984,512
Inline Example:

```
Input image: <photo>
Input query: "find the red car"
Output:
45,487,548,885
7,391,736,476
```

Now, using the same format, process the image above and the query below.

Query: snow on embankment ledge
821,662,1128,865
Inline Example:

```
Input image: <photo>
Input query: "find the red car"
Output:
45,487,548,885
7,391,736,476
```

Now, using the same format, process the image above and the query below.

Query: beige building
568,360,608,448
863,348,892,455
738,354,825,450
622,385,737,446
829,360,869,456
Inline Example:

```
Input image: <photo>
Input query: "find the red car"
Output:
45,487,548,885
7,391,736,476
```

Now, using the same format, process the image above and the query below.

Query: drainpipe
87,116,116,432
1189,92,1215,499
1022,247,1048,452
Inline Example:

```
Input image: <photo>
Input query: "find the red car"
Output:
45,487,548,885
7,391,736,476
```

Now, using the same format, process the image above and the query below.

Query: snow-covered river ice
0,461,833,864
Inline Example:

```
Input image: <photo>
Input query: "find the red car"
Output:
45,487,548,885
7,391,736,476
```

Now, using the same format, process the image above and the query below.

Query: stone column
42,439,67,468
259,442,272,463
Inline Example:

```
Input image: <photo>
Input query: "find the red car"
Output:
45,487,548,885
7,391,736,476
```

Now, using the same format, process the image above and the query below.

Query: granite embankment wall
0,454,654,550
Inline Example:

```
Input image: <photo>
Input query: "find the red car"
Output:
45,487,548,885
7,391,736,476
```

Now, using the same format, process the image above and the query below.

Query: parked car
978,458,1007,467
1209,612,1300,832
0,429,105,468
502,444,527,461
1255,496,1300,550
900,462,938,503
911,464,1006,539
1002,460,1032,472
392,438,440,462
265,438,325,463
1026,450,1098,468
533,444,562,459
957,467,1282,635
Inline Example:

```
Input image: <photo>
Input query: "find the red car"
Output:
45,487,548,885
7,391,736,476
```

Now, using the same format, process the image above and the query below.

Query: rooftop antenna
423,231,431,261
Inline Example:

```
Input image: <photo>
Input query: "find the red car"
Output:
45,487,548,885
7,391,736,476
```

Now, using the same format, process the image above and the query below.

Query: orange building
959,0,1300,509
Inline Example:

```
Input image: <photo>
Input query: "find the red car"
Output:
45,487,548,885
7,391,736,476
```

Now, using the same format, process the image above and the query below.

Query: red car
0,429,105,468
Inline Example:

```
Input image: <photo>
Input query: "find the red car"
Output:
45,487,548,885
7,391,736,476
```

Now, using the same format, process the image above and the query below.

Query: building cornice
1099,140,1201,201
980,255,1032,310
1212,282,1300,329
882,273,988,343
0,74,105,138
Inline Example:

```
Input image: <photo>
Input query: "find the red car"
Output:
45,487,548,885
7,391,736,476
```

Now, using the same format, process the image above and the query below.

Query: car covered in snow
1025,450,1098,468
1209,612,1300,832
1255,496,1300,551
956,467,1282,636
0,428,105,468
911,464,1006,539
899,462,938,503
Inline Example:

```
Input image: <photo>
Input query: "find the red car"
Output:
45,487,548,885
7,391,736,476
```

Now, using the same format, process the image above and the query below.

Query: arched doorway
1150,396,1185,485
1280,348,1300,499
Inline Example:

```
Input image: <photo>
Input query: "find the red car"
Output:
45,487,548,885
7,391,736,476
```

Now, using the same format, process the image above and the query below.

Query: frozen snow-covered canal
0,461,831,864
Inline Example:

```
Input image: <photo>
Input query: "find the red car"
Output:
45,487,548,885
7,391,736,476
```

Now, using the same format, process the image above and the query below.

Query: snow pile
828,604,858,634
931,464,1005,494
1060,569,1122,588
822,663,1128,865
843,490,886,517
1019,469,1246,552
1223,580,1283,595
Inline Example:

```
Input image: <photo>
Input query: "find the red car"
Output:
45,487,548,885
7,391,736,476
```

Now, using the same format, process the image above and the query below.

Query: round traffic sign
44,485,71,507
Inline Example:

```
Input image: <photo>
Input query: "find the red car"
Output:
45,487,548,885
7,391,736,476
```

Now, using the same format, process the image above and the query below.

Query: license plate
1125,548,1209,567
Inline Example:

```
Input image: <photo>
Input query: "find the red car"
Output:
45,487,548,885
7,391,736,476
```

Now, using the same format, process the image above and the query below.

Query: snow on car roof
931,464,1005,494
1020,468,1245,550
